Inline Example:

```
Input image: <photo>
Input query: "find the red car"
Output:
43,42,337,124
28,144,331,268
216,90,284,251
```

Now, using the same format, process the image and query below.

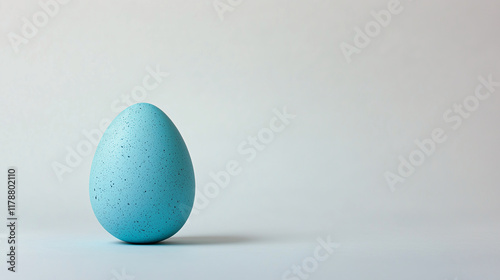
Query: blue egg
89,103,195,244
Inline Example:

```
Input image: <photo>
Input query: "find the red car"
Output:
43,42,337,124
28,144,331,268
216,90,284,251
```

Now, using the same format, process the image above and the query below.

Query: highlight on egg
89,103,195,244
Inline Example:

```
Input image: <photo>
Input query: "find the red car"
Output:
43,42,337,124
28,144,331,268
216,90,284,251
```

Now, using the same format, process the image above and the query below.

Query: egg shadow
114,235,258,246
161,235,257,245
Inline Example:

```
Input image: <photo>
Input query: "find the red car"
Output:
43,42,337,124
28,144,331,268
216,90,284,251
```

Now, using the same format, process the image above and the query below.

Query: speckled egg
89,103,195,244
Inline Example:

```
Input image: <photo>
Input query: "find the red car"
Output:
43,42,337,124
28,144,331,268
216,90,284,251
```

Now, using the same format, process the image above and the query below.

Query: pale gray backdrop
1,0,499,279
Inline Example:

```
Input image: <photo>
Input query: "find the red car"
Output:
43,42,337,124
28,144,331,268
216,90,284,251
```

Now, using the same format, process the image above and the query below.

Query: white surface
1,0,500,279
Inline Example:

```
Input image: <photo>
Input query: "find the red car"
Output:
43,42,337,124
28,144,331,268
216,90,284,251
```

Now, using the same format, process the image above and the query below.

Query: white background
1,0,500,279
